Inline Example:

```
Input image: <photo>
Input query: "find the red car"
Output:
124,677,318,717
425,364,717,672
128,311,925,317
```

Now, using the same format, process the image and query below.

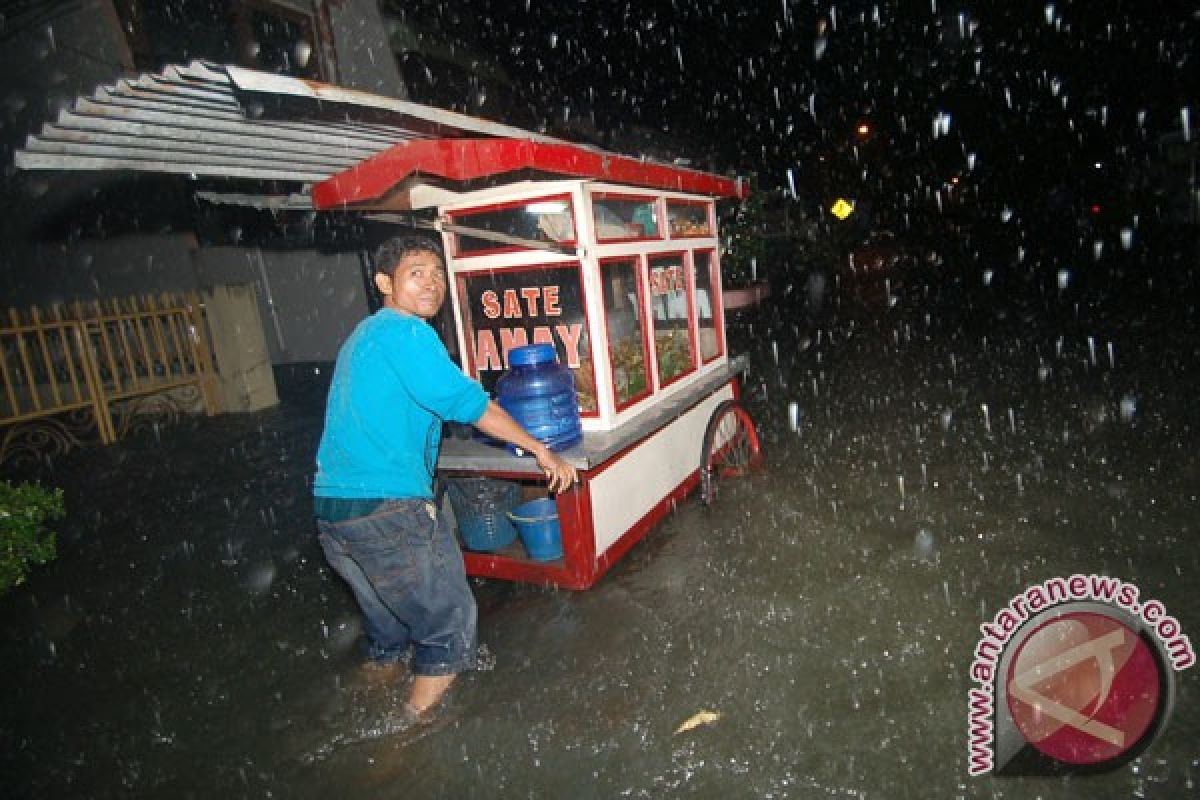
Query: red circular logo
1006,611,1161,765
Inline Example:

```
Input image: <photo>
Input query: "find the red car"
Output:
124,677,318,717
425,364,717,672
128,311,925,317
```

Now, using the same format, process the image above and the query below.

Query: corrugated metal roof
14,61,563,187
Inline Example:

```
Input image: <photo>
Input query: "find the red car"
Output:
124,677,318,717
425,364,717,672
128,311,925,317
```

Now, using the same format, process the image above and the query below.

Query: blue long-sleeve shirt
314,309,488,500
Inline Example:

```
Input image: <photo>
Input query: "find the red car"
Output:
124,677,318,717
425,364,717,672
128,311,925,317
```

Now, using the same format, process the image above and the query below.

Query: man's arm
473,401,579,493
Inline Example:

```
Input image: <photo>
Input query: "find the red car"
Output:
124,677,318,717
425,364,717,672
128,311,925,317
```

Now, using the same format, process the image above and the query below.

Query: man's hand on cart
474,401,580,493
531,445,578,494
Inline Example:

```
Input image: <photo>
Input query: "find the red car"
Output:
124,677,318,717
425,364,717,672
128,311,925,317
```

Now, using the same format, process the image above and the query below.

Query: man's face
376,250,447,319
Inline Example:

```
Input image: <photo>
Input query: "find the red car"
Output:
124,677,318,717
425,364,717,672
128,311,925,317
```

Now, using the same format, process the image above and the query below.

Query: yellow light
831,198,855,220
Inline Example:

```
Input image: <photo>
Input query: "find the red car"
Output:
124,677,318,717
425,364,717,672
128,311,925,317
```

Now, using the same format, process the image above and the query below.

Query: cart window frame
599,255,654,412
645,251,698,390
590,192,663,243
448,193,577,258
665,198,714,239
453,260,599,417
690,248,725,365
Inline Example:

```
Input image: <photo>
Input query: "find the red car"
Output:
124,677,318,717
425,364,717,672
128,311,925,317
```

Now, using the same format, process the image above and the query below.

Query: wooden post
73,321,116,444
201,284,278,412
185,290,220,415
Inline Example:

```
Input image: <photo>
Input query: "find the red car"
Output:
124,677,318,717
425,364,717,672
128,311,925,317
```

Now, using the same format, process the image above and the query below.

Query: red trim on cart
312,138,749,209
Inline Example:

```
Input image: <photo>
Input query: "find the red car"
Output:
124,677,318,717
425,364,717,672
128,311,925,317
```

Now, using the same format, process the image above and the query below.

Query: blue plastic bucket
508,497,562,562
446,478,519,552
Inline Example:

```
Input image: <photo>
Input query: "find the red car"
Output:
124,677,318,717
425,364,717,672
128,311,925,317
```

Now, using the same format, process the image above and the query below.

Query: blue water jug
496,343,583,452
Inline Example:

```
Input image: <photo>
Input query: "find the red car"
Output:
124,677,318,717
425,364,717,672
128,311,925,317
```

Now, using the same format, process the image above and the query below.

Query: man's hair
372,235,444,276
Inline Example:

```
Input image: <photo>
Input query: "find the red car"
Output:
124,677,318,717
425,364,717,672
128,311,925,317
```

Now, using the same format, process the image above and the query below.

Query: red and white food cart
315,140,765,589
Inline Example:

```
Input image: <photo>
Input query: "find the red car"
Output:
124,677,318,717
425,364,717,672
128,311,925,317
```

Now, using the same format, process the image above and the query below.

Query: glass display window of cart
591,193,662,242
599,257,653,410
448,194,577,257
646,252,698,388
691,249,725,364
454,261,599,416
666,199,713,238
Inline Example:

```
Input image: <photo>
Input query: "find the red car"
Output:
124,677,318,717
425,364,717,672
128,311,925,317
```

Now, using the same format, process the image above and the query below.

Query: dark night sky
393,0,1196,210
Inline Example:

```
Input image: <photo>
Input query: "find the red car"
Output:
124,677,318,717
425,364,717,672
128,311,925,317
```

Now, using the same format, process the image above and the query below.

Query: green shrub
0,481,65,594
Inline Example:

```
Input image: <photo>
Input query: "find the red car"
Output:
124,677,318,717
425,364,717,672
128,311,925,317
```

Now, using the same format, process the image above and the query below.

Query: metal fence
1,292,219,466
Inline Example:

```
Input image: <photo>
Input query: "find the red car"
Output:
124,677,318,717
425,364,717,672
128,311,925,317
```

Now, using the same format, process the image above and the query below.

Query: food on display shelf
610,338,648,402
573,355,598,413
669,215,710,237
655,329,693,382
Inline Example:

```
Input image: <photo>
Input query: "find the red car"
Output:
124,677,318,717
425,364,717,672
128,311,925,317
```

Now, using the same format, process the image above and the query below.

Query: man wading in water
313,236,577,721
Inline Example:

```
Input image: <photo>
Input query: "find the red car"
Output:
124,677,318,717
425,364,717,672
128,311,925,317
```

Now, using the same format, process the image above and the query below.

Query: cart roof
311,138,748,212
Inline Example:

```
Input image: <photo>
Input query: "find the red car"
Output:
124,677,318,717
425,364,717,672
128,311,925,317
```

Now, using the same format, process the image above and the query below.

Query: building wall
193,246,368,363
0,0,137,292
2,233,201,310
325,0,407,97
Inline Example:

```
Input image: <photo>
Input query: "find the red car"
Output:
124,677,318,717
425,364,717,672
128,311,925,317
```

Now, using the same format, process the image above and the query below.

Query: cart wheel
700,400,764,507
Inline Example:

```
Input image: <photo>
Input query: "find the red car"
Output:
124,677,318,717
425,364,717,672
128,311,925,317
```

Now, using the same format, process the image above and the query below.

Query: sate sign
460,264,592,399
648,262,686,296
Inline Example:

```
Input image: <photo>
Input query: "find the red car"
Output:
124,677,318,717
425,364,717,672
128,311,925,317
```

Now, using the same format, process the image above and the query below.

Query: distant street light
831,197,855,220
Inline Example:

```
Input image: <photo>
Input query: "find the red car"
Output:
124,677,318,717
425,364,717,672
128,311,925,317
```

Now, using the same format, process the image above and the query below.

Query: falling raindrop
293,40,313,68
914,529,936,562
242,561,277,596
1119,393,1137,423
932,111,952,138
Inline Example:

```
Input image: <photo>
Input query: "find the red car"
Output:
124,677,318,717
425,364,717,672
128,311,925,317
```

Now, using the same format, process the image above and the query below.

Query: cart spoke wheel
700,399,764,507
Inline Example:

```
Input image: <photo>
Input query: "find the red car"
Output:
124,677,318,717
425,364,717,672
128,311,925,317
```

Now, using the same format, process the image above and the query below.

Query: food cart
312,138,763,589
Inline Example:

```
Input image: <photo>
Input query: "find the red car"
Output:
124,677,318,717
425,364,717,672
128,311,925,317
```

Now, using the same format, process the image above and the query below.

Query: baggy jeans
317,499,477,676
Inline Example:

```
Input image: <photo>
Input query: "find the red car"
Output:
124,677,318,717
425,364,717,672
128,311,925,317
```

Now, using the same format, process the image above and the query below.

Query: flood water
2,263,1198,798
